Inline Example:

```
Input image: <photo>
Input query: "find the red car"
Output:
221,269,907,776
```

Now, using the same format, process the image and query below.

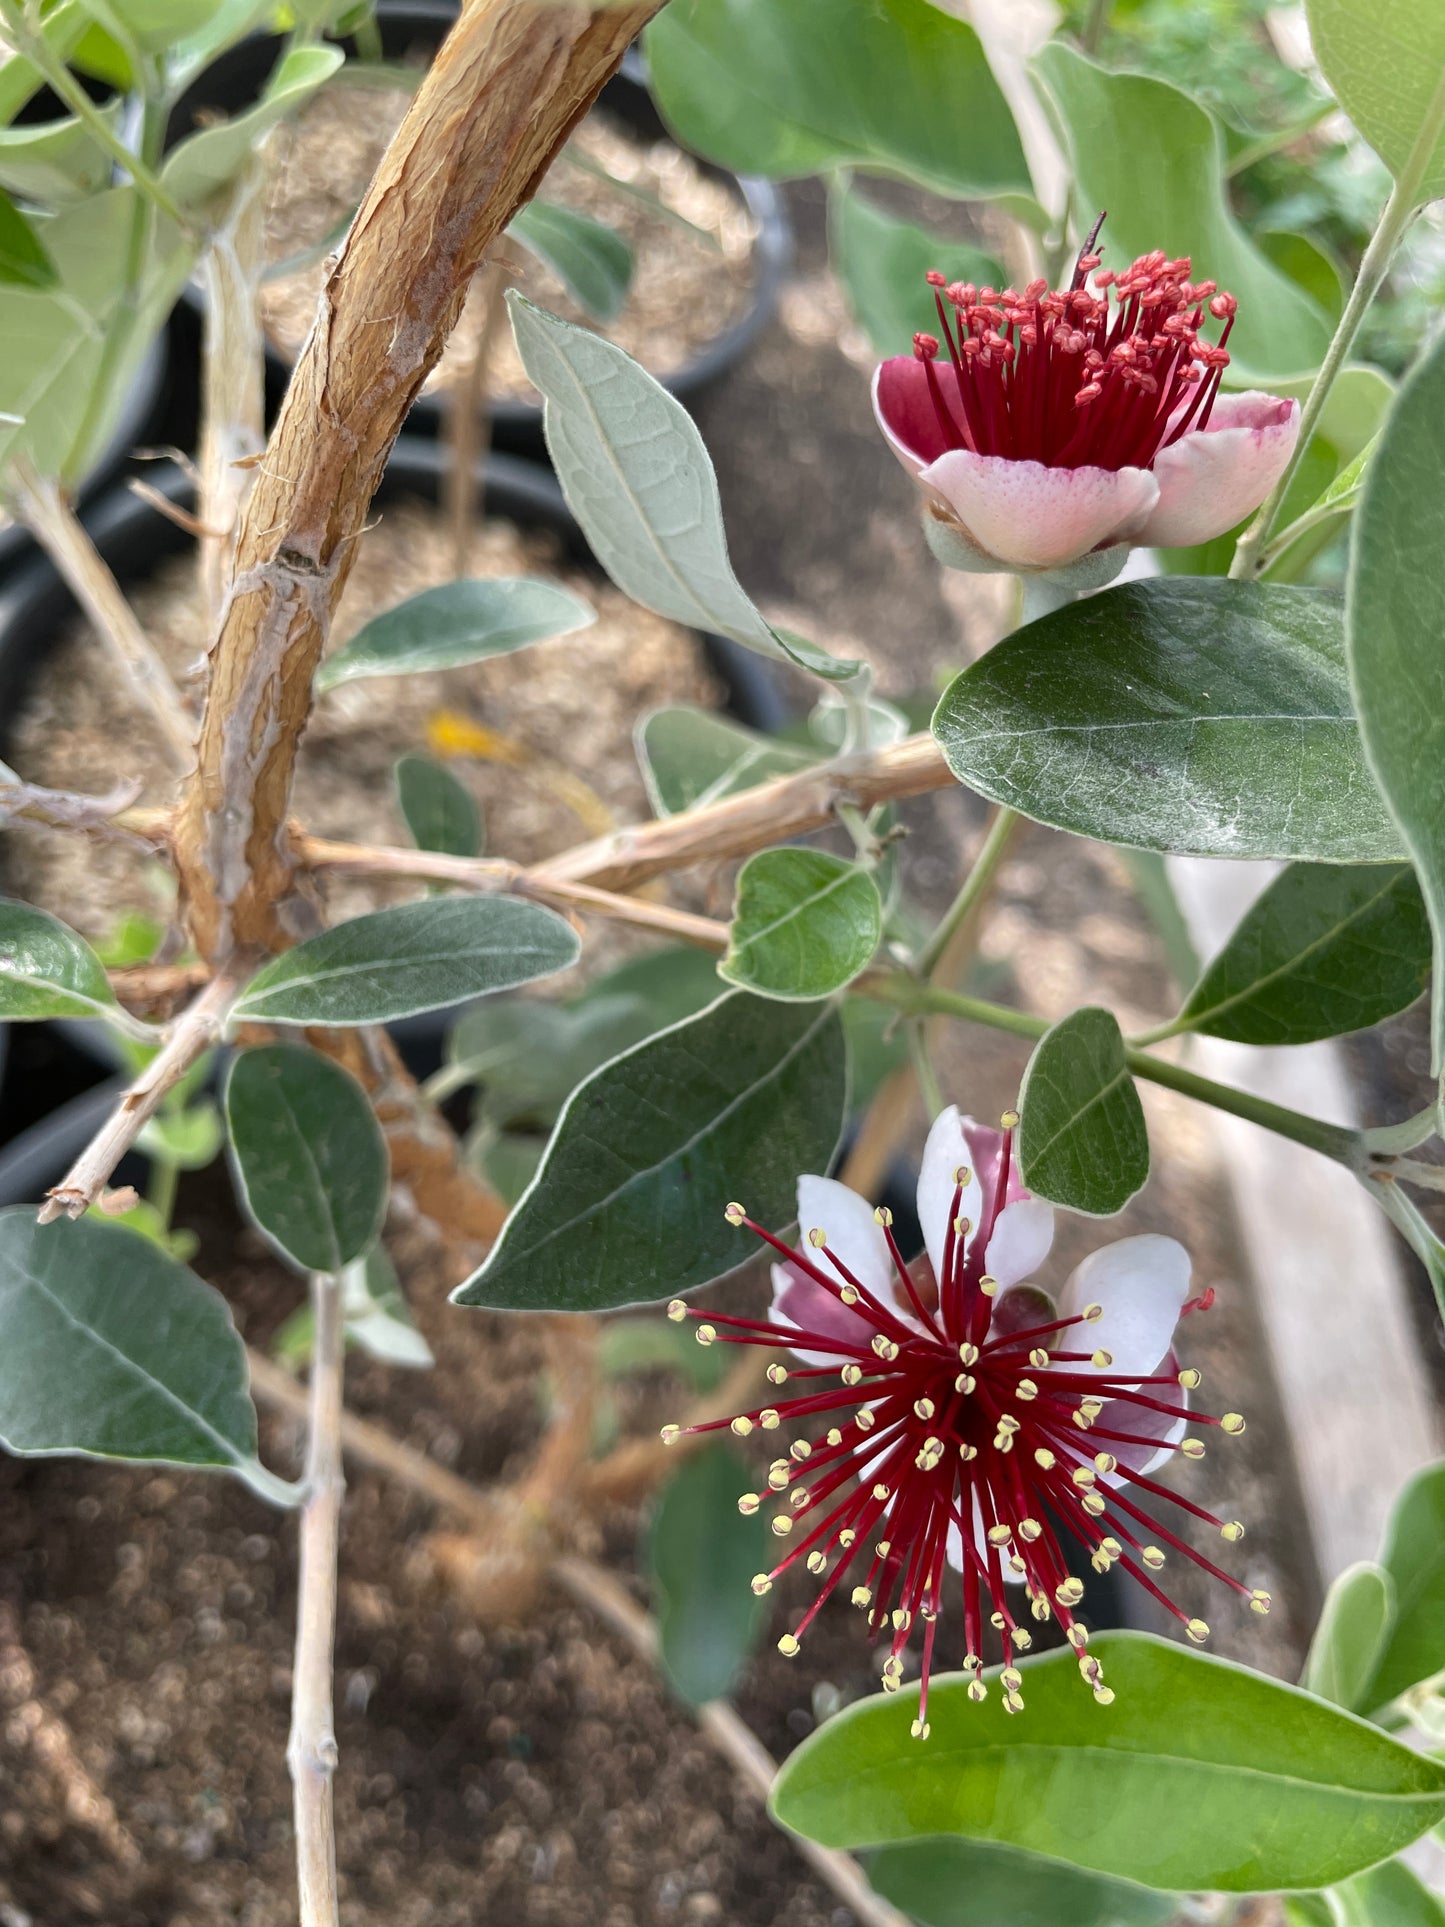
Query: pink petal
1138,391,1299,549
769,1260,873,1366
918,449,1159,572
873,356,953,468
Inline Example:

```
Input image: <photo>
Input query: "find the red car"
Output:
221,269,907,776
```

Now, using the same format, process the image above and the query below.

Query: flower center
910,213,1237,472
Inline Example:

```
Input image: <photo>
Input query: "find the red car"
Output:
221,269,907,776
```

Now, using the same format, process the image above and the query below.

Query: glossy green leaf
232,897,580,1027
509,199,633,324
162,45,345,207
454,993,848,1312
316,576,594,691
933,580,1404,863
0,898,120,1021
1360,1461,1445,1711
0,109,119,207
509,295,859,682
771,1632,1445,1892
644,0,1032,203
1334,1857,1445,1927
869,1838,1174,1927
1348,328,1445,1070
1307,0,1445,203
0,1208,274,1488
649,1443,768,1705
636,706,818,817
1259,229,1346,327
1017,1007,1147,1215
1179,863,1430,1045
1032,46,1331,381
342,1247,433,1369
828,182,1002,356
225,1045,387,1274
1304,1562,1397,1713
393,754,482,859
720,847,882,1001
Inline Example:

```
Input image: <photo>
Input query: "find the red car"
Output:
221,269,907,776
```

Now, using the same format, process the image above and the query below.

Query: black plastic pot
168,8,791,457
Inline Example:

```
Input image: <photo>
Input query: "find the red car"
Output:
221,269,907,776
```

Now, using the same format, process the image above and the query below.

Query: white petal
796,1174,893,1299
984,1198,1054,1289
1057,1235,1192,1381
1137,392,1299,548
769,1261,872,1367
917,1107,984,1286
919,448,1159,573
945,1499,1025,1583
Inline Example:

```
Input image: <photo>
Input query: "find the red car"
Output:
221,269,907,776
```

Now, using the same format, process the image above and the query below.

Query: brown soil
260,81,757,405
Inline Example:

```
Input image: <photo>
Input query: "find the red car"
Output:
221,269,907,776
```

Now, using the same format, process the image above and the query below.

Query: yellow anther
1031,1595,1052,1621
1101,1537,1122,1557
959,1342,980,1367
1178,1367,1202,1390
1004,1691,1025,1715
807,1550,826,1575
1016,1378,1038,1401
1186,1618,1210,1644
839,1528,857,1549
1180,1438,1206,1459
1083,1302,1103,1322
696,1324,717,1346
1250,1589,1272,1615
916,1439,944,1471
766,1362,788,1385
768,1462,790,1491
914,1397,936,1420
1055,1578,1085,1607
1008,1554,1026,1576
1001,1666,1022,1691
1000,1109,1019,1129
979,1274,999,1298
760,1408,781,1430
660,1424,681,1445
771,1515,792,1537
1034,1447,1057,1470
725,1202,746,1225
1094,1685,1116,1706
881,1672,901,1694
841,1363,863,1386
910,1718,931,1740
789,1487,810,1511
731,1416,754,1438
872,1481,891,1501
751,1574,772,1596
1221,1413,1246,1435
1079,1398,1103,1419
986,1524,1012,1547
778,1633,800,1657
1091,1350,1114,1370
954,1164,972,1186
1141,1546,1166,1570
1094,1452,1118,1475
992,1432,1014,1454
1220,1520,1245,1543
1081,1492,1106,1517
1067,1624,1089,1651
1029,1348,1050,1369
876,1539,891,1558
959,1442,978,1461
955,1215,972,1240
856,1409,877,1433
1072,1465,1096,1487
892,1608,912,1631
738,1494,760,1516
998,1414,1021,1434
851,1585,872,1608
955,1373,976,1394
964,1653,982,1672
872,1335,899,1361
990,1611,1006,1631
875,1205,894,1228
839,1284,860,1306
1012,1627,1033,1651
1018,1518,1042,1542
1091,1550,1113,1574
808,1226,827,1249
791,1440,812,1462
967,1680,988,1703
826,1427,843,1447
667,1299,687,1321
1071,1408,1094,1430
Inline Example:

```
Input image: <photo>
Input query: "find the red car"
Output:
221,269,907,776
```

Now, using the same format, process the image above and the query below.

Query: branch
37,962,247,1223
109,959,212,1015
174,0,666,959
286,1271,345,1927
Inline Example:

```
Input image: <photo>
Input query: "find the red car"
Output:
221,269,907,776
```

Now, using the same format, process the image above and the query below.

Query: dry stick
36,960,247,1222
444,256,510,575
287,1272,346,1927
197,158,269,631
246,1354,909,1927
6,464,195,770
173,0,666,960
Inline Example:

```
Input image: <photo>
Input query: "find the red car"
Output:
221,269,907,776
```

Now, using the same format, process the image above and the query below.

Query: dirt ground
0,180,1320,1924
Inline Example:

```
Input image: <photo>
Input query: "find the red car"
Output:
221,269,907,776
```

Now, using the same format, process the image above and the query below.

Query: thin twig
5,464,195,770
287,1272,345,1927
37,961,247,1222
109,959,213,1014
245,1355,908,1927
0,775,152,844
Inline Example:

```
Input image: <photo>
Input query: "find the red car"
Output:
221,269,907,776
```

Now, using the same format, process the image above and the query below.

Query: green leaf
720,847,882,1001
138,1099,225,1172
1017,1007,1148,1215
1259,229,1347,327
454,992,848,1313
1304,1562,1397,1713
232,897,580,1028
0,112,117,208
0,898,121,1021
508,199,633,325
1178,863,1430,1046
933,580,1404,863
1348,328,1445,1071
828,181,1002,357
97,0,234,51
644,0,1032,203
574,945,725,1031
1334,1857,1445,1927
161,44,344,208
869,1838,1175,1927
1359,1461,1445,1711
599,1316,731,1391
508,295,860,682
0,1208,269,1484
316,576,594,692
1032,46,1331,382
449,995,658,1129
648,1443,768,1705
1307,0,1445,204
225,1045,387,1275
393,754,482,859
341,1247,433,1369
770,1631,1445,1893
636,706,818,817
0,185,56,290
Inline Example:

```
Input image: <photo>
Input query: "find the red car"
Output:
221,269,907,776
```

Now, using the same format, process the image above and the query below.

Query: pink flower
872,228,1299,575
662,1106,1268,1737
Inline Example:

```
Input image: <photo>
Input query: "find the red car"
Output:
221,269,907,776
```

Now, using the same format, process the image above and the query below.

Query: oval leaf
1359,1459,1445,1711
0,898,120,1021
0,186,58,287
636,706,819,817
1336,1858,1445,1927
770,1632,1445,1893
829,180,1002,357
508,295,859,682
1304,1561,1397,1712
454,992,848,1312
508,199,634,324
933,580,1404,862
160,44,344,208
393,753,482,858
721,847,882,1001
315,576,594,691
1307,0,1445,204
0,1208,263,1479
226,1045,387,1274
232,897,580,1027
869,1838,1174,1927
649,1442,769,1705
1348,327,1445,1069
1018,1007,1148,1215
1179,863,1430,1045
